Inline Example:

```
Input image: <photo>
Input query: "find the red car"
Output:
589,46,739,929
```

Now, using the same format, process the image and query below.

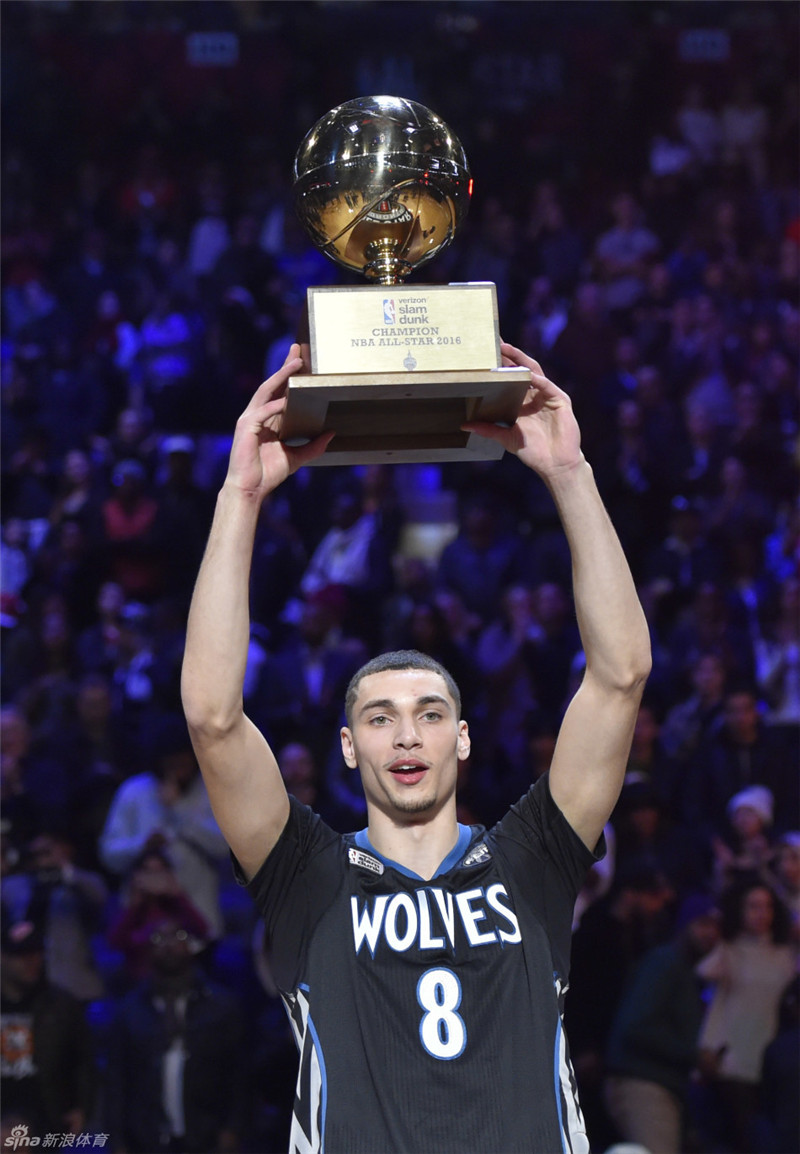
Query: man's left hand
461,343,583,480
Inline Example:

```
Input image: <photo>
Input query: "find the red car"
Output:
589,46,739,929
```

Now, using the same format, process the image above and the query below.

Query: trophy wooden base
281,367,531,465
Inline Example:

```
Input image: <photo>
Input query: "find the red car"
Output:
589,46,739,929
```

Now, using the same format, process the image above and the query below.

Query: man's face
725,692,759,741
341,669,469,821
777,844,800,889
279,743,317,806
160,750,197,791
693,655,724,700
1,948,44,990
687,913,721,957
148,919,193,976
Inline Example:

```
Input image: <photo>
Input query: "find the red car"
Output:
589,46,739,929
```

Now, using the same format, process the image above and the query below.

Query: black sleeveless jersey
241,773,598,1154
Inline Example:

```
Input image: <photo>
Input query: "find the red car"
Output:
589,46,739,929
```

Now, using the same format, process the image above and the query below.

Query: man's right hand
225,342,334,500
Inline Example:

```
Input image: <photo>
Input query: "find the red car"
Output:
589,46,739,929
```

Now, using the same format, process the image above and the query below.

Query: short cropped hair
344,649,462,727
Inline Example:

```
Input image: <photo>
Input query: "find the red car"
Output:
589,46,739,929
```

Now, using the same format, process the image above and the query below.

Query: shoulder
108,770,156,807
35,981,88,1019
493,774,602,863
489,774,602,907
240,797,343,893
114,772,157,798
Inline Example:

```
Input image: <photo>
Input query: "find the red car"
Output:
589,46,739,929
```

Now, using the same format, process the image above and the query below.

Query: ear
457,719,471,761
340,727,358,769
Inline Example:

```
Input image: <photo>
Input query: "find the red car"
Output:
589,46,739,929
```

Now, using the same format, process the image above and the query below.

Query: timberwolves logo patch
462,842,492,867
348,848,384,875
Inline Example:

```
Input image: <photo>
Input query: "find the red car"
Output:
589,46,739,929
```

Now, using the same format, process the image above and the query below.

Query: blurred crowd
1,3,798,1153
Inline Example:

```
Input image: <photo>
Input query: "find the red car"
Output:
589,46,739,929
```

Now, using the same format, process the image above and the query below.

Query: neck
366,804,461,880
1,976,37,1003
152,970,194,997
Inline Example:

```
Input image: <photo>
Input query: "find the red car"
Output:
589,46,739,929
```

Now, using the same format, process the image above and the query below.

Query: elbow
629,637,654,689
590,640,652,697
181,671,242,741
617,617,653,692
621,641,653,695
183,704,241,746
182,699,241,747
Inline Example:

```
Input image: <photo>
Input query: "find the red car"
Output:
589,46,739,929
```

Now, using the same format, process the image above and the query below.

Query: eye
369,714,390,726
422,710,442,722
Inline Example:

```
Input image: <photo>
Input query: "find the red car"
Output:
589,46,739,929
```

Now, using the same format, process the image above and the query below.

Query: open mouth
388,762,428,785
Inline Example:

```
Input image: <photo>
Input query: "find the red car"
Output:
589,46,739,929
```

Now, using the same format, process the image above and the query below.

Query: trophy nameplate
308,283,499,374
281,96,530,465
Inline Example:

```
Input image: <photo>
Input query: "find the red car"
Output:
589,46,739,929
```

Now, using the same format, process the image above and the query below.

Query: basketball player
181,343,652,1153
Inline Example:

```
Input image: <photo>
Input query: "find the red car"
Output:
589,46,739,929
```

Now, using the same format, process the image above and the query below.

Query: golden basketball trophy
281,95,530,464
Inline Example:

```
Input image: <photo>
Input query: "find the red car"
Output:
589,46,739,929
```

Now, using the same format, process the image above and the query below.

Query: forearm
547,458,651,690
182,482,262,732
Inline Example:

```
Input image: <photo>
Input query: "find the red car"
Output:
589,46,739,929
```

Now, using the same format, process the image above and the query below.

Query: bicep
548,672,641,850
188,713,290,882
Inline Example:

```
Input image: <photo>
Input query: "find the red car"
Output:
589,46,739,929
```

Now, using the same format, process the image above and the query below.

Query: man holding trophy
181,97,651,1153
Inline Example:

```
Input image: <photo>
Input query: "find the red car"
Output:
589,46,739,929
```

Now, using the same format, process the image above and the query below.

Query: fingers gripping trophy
281,95,530,465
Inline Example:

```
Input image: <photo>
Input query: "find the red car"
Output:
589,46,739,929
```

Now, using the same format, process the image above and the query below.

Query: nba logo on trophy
383,299,396,325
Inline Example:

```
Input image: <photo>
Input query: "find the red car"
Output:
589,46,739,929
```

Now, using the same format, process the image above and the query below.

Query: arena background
1,3,799,1153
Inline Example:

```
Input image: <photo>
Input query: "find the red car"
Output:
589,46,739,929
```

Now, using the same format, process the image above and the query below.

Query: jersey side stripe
553,1012,590,1154
285,985,328,1154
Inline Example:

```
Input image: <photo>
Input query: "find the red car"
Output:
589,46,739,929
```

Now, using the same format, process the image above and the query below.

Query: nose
394,716,422,749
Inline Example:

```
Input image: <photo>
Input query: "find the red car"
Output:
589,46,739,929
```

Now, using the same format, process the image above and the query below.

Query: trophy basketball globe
281,95,530,464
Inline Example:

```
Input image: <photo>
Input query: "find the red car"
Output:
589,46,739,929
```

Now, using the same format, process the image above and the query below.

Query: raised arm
463,343,651,849
181,346,333,880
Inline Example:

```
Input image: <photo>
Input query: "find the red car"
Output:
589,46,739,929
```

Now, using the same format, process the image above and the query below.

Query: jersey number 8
416,968,467,1060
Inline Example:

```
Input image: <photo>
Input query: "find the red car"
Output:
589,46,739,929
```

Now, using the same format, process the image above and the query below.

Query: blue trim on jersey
553,1013,567,1154
353,825,473,881
299,982,328,1153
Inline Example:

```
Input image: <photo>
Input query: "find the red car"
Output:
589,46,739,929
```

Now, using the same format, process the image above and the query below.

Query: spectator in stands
611,779,707,901
138,291,197,432
768,832,800,935
755,575,800,727
474,583,539,773
527,196,585,296
695,880,796,1154
566,858,676,1151
549,281,617,444
46,448,105,541
520,581,582,731
603,893,722,1154
671,399,729,502
248,586,367,765
1,829,108,1001
0,917,96,1137
593,191,660,316
676,83,722,170
721,80,770,186
30,517,100,632
153,435,213,597
75,581,126,676
0,704,74,852
684,683,798,836
594,397,664,579
299,483,393,607
666,581,755,689
435,492,528,624
99,711,228,939
711,785,778,895
105,911,244,1154
106,846,209,983
754,975,800,1154
644,495,724,632
100,459,164,601
660,649,727,766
